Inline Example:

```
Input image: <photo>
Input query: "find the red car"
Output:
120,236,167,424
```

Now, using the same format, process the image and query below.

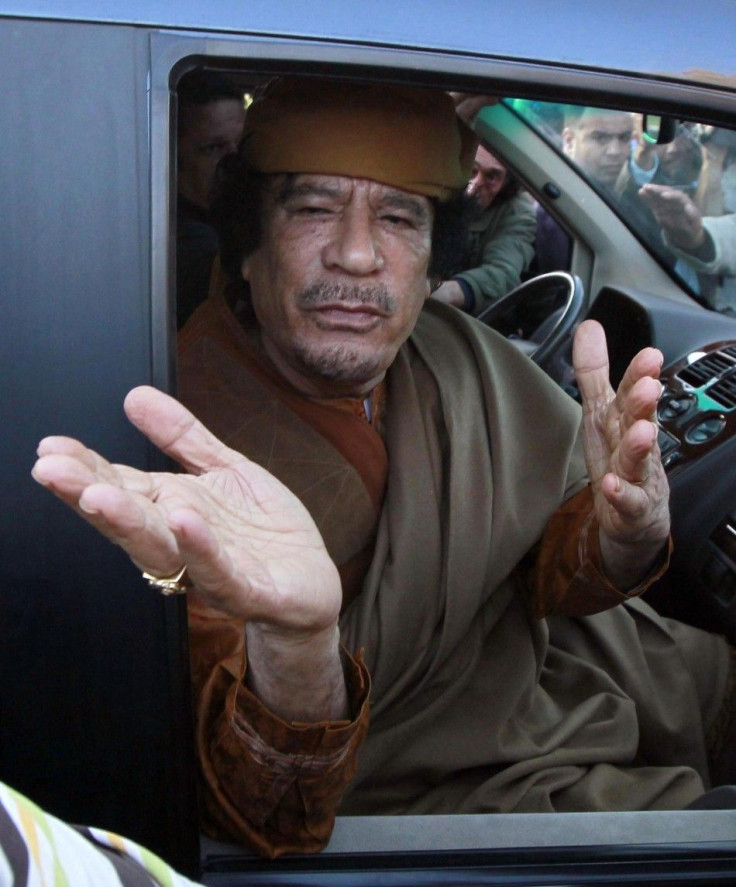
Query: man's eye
294,204,332,216
381,213,413,228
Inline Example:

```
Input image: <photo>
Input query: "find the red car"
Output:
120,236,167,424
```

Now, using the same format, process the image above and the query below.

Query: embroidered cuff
200,646,370,858
534,486,672,619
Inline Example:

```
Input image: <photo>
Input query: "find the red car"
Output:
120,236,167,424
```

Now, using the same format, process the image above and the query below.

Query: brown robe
178,285,731,857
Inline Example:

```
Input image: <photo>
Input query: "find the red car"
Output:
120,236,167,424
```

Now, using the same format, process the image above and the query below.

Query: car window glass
507,98,736,317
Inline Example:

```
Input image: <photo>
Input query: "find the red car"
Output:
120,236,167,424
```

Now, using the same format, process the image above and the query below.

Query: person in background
430,144,536,315
639,183,736,313
693,125,736,217
562,107,634,191
176,69,246,328
622,121,703,196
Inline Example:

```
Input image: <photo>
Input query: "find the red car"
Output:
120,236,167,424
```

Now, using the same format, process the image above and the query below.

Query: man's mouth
298,284,395,332
307,303,385,331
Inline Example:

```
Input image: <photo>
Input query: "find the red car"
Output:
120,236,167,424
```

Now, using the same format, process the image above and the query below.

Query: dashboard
585,287,736,641
658,341,736,471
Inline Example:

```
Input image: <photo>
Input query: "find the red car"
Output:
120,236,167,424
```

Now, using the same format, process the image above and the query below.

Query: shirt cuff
629,153,659,186
200,646,370,858
451,276,476,314
533,485,673,619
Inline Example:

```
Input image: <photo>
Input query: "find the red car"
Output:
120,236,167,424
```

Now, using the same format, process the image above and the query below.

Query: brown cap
242,77,476,201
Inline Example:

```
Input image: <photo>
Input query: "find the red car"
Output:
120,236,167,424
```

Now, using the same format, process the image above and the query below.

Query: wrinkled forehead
242,77,477,201
267,172,434,217
474,145,506,173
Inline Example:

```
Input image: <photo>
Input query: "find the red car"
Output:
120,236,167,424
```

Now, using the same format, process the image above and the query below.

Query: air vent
722,345,736,360
678,351,736,387
709,371,736,410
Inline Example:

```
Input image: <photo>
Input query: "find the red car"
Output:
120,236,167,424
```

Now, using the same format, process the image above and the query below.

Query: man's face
466,145,508,210
563,112,633,188
178,99,245,210
242,174,434,398
658,129,699,182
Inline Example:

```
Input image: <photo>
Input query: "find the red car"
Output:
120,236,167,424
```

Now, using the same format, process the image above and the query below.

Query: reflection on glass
507,99,736,316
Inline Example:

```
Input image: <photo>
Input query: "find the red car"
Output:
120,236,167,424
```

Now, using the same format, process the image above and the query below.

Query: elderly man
33,79,734,859
430,144,536,314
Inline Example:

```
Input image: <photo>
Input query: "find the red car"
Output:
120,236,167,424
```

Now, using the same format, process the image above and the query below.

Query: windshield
507,98,736,317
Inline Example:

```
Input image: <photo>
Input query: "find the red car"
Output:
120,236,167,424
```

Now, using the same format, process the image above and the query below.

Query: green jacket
454,191,537,315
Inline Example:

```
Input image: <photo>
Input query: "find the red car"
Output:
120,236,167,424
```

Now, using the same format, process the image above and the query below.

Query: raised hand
33,386,347,720
32,385,342,631
639,183,706,253
572,320,670,589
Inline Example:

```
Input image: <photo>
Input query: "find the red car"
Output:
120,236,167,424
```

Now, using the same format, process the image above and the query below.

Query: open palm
32,386,341,632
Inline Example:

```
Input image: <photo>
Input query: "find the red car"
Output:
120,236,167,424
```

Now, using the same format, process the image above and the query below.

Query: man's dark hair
177,69,243,136
494,170,522,206
210,151,468,299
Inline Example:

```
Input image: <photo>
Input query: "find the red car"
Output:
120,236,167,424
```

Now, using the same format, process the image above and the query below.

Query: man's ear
562,127,574,152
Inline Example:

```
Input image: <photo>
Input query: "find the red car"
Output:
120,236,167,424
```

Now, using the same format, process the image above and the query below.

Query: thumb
572,320,612,408
123,386,245,475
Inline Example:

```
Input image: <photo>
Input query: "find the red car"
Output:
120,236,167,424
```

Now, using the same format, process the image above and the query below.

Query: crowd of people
559,104,736,313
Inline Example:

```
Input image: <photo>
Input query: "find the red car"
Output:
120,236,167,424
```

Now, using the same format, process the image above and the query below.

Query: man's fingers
32,451,114,509
167,508,240,596
615,374,663,435
613,349,663,423
123,386,246,476
33,449,183,571
638,185,701,238
598,472,653,522
33,445,156,503
36,436,119,481
450,92,499,125
76,483,181,572
612,419,658,480
573,320,611,408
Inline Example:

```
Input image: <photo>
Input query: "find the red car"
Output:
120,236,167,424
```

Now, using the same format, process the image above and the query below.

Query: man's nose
322,206,384,275
467,174,480,197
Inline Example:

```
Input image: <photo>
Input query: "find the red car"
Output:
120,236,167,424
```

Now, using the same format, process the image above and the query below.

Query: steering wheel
476,271,584,366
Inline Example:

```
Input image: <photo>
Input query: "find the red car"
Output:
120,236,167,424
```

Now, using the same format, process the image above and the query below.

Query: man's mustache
297,283,396,314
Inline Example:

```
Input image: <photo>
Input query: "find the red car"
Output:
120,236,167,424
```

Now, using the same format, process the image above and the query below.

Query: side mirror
642,114,678,145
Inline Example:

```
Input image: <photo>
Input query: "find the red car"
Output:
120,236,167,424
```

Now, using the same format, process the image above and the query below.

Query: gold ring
142,565,190,595
630,474,650,487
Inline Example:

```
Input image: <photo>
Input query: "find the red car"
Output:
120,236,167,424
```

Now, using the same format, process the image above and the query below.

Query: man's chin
467,194,490,213
295,342,388,389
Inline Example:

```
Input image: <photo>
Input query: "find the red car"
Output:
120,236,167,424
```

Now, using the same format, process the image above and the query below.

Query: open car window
4,4,736,881
506,98,736,317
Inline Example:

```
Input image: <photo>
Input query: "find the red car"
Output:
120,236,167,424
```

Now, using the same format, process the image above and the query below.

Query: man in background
562,107,634,190
431,144,536,314
176,69,246,327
